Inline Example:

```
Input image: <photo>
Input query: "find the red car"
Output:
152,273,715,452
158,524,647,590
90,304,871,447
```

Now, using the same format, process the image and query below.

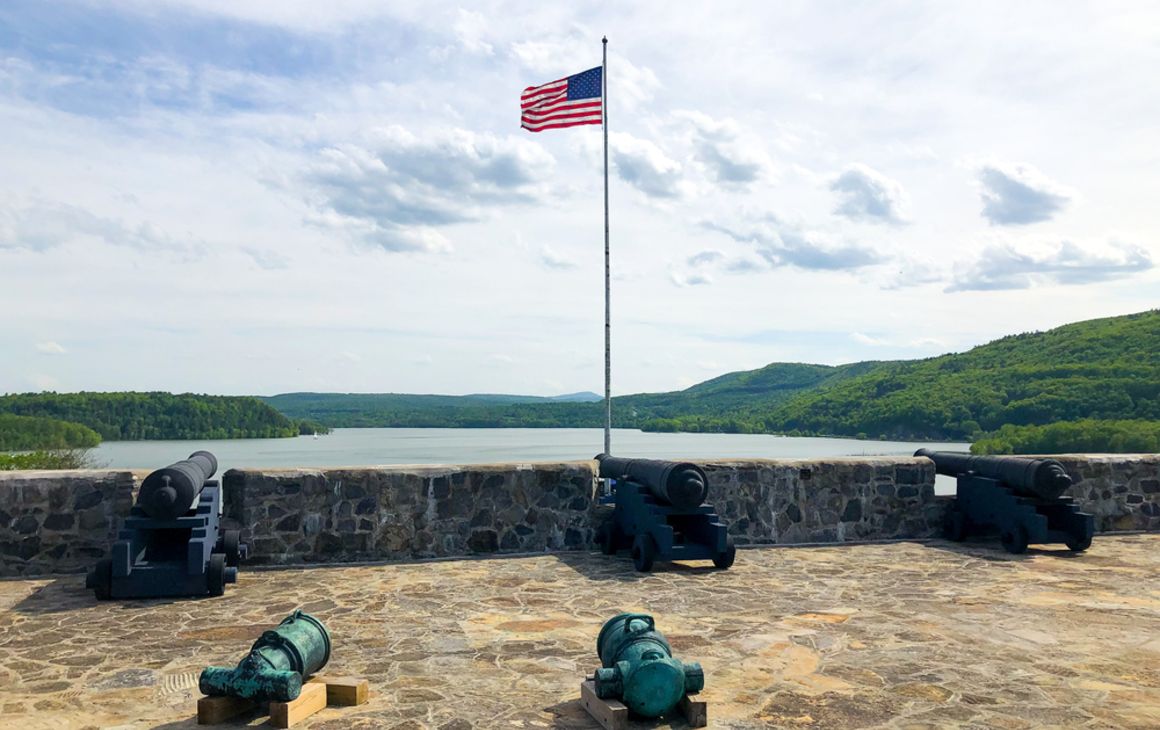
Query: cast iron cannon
593,613,703,718
916,449,1094,554
85,450,245,599
596,454,734,572
137,449,218,519
200,611,331,702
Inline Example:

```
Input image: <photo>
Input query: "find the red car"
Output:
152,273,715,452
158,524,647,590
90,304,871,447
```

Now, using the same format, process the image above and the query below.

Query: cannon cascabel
137,450,218,520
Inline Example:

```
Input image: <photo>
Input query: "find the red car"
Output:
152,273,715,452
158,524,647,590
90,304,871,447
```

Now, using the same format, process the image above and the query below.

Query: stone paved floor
1,535,1158,730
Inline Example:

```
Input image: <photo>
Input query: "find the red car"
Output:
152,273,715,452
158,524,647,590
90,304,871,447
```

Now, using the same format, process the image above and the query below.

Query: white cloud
35,341,67,355
678,111,772,187
609,132,685,198
539,245,578,270
452,9,494,55
0,200,195,254
829,163,910,224
948,240,1152,292
977,161,1072,225
701,214,883,271
305,126,555,252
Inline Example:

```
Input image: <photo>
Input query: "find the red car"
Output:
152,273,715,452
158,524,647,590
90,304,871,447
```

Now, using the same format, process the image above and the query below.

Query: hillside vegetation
0,392,327,442
970,419,1160,455
0,413,102,450
267,310,1160,447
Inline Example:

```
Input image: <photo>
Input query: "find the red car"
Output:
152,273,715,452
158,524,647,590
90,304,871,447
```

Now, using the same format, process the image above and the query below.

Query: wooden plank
308,675,370,706
306,673,368,705
196,695,256,724
269,682,327,728
678,693,708,728
579,679,627,730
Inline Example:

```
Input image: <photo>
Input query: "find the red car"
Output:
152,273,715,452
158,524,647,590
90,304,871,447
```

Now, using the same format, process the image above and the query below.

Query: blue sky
2,1,1158,396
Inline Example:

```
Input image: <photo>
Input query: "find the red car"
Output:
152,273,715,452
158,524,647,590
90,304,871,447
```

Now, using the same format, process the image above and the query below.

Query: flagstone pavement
1,534,1158,729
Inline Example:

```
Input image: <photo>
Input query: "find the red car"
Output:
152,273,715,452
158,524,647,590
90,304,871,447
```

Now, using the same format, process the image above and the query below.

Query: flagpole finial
602,36,607,44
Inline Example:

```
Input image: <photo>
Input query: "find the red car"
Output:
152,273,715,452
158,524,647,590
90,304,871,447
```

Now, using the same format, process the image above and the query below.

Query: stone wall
0,470,134,576
0,454,1156,576
1059,454,1160,532
222,463,597,566
702,457,942,544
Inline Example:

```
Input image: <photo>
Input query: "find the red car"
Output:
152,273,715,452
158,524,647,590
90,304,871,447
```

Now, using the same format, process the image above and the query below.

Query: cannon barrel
915,449,1072,501
199,611,331,702
596,454,708,509
137,450,218,520
594,613,703,718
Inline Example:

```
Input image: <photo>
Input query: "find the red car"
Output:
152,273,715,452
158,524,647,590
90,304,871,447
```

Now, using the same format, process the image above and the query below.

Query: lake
92,428,968,495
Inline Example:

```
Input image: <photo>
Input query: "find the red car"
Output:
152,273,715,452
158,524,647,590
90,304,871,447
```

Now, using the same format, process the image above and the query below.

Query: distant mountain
263,310,1160,441
545,391,603,402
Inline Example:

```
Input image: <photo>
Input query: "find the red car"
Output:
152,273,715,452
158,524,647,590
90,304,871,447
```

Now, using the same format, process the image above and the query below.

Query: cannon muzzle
137,450,218,519
199,611,331,702
596,455,708,509
915,449,1072,501
594,613,703,718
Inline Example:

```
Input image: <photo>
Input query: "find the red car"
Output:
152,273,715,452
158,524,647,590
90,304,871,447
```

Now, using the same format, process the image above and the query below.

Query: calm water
93,428,968,492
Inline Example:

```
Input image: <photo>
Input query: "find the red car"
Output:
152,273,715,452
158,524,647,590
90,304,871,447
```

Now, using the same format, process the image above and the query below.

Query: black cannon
596,454,734,572
86,451,246,599
916,449,1094,554
137,449,219,520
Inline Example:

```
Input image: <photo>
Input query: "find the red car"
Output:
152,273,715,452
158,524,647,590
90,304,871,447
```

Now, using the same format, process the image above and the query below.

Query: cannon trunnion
596,454,734,572
916,449,1094,554
200,611,331,702
593,613,704,718
85,451,246,599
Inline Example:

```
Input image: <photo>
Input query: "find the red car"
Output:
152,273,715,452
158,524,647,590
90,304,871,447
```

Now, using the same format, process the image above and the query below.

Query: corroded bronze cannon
200,611,331,702
593,613,703,718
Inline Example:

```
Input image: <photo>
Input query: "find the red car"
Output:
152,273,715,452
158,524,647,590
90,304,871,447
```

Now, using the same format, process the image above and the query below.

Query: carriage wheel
1000,524,1029,554
631,534,656,572
713,537,737,569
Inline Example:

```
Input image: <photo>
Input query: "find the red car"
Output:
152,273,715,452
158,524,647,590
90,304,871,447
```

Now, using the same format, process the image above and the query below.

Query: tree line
0,392,328,447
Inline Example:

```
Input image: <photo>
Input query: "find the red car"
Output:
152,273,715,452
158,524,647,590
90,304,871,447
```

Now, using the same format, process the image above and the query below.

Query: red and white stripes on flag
520,66,603,133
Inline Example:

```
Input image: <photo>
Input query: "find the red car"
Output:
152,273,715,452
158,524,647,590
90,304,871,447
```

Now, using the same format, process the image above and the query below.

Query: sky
1,1,1158,398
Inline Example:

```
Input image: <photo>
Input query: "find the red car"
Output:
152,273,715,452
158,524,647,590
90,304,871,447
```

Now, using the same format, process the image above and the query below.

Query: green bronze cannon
593,613,704,718
199,611,331,702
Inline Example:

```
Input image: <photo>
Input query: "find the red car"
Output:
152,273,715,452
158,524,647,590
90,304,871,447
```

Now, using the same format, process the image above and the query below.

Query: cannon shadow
7,572,221,614
543,696,699,729
550,550,727,583
919,537,1087,562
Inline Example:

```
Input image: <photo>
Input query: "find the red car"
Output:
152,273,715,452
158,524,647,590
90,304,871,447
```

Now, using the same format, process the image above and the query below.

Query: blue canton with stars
567,67,602,100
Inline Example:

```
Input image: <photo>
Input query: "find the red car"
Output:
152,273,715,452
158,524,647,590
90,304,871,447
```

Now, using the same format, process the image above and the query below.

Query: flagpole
602,36,611,456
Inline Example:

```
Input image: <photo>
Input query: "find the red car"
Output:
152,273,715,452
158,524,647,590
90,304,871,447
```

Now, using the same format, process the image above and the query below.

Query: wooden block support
679,693,708,728
269,682,328,728
196,695,256,725
580,679,627,730
308,675,370,706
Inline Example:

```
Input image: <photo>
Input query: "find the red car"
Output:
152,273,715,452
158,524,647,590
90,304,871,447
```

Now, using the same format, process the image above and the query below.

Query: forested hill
0,392,325,442
747,309,1160,440
265,310,1160,441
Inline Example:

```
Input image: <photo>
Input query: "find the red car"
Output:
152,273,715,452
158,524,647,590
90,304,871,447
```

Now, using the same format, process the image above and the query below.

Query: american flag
521,66,602,133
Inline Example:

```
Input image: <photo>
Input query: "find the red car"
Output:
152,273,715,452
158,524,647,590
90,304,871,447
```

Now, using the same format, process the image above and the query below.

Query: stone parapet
1058,454,1160,532
700,457,942,544
0,469,134,576
221,463,599,565
0,454,1156,576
